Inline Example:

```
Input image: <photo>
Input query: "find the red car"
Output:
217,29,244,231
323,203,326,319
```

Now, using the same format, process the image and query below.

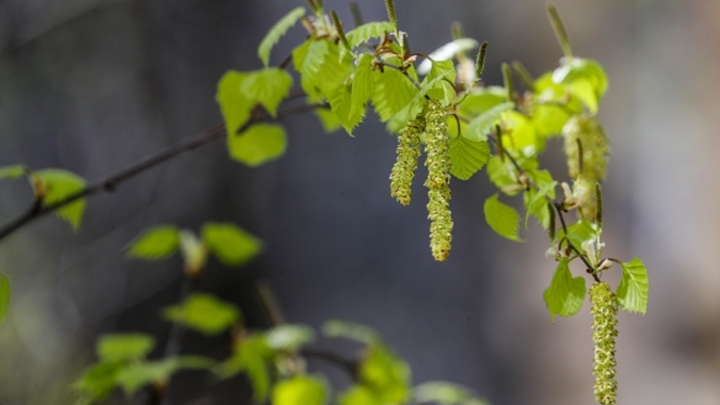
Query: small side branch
0,102,324,243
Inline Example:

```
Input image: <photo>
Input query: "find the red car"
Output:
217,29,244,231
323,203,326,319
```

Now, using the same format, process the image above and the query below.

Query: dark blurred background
1,0,720,404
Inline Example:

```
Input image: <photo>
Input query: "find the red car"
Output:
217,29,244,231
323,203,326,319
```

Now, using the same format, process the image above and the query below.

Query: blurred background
1,0,719,404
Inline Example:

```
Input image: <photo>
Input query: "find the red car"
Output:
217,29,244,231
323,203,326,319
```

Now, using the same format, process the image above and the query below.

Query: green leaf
116,356,214,397
126,226,180,260
202,223,262,266
530,104,570,138
448,136,490,180
359,345,411,404
314,108,342,133
457,86,507,116
417,38,479,75
242,68,293,117
523,181,557,229
345,21,395,50
371,60,418,122
327,81,365,135
258,7,306,67
557,220,596,251
617,257,649,314
97,333,155,362
228,123,287,167
217,71,254,137
293,39,330,100
0,165,27,180
72,361,125,401
500,111,540,155
323,320,382,345
33,169,87,230
414,381,488,405
464,101,514,142
424,59,457,105
486,156,519,195
552,58,608,100
351,54,375,119
265,324,315,351
163,293,240,335
0,274,10,328
272,375,327,405
483,194,521,241
216,334,273,402
542,259,587,322
340,386,382,405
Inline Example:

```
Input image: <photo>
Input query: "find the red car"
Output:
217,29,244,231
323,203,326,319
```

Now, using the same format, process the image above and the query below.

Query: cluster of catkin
562,116,609,222
389,99,452,262
589,281,618,405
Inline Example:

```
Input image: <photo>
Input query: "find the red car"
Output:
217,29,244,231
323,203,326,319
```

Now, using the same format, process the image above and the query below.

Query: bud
423,99,453,262
590,282,618,405
390,115,424,206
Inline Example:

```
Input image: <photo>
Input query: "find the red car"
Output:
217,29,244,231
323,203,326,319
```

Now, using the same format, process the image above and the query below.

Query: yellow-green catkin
563,116,609,221
423,99,453,262
589,282,618,405
390,115,424,206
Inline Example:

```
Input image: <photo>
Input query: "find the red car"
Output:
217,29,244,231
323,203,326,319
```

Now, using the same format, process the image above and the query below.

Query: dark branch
0,102,324,243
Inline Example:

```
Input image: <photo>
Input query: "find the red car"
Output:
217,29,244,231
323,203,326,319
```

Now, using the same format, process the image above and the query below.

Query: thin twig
0,102,324,243
375,61,422,91
301,349,358,380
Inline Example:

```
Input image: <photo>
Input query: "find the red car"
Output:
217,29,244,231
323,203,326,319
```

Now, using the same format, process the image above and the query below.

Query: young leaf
228,123,287,167
126,226,180,260
217,71,253,137
552,58,608,114
314,108,342,133
463,101,514,142
486,156,520,195
33,169,87,230
543,259,587,322
242,68,293,117
414,381,488,405
179,230,208,276
359,345,411,404
201,222,263,266
0,165,27,180
424,59,457,105
0,274,10,328
345,21,395,50
163,293,240,335
417,38,479,75
371,61,418,122
216,334,273,401
448,136,490,180
327,81,365,135
272,375,327,405
524,181,557,229
293,39,330,100
484,194,521,241
323,320,382,345
97,333,155,362
72,361,126,402
617,257,649,314
116,356,214,396
258,6,306,67
351,54,375,119
340,386,382,405
500,111,540,155
557,220,596,251
457,86,507,115
265,324,315,351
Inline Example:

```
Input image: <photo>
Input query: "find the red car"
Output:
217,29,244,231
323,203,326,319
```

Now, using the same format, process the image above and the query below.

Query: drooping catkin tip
590,282,618,405
423,99,453,262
